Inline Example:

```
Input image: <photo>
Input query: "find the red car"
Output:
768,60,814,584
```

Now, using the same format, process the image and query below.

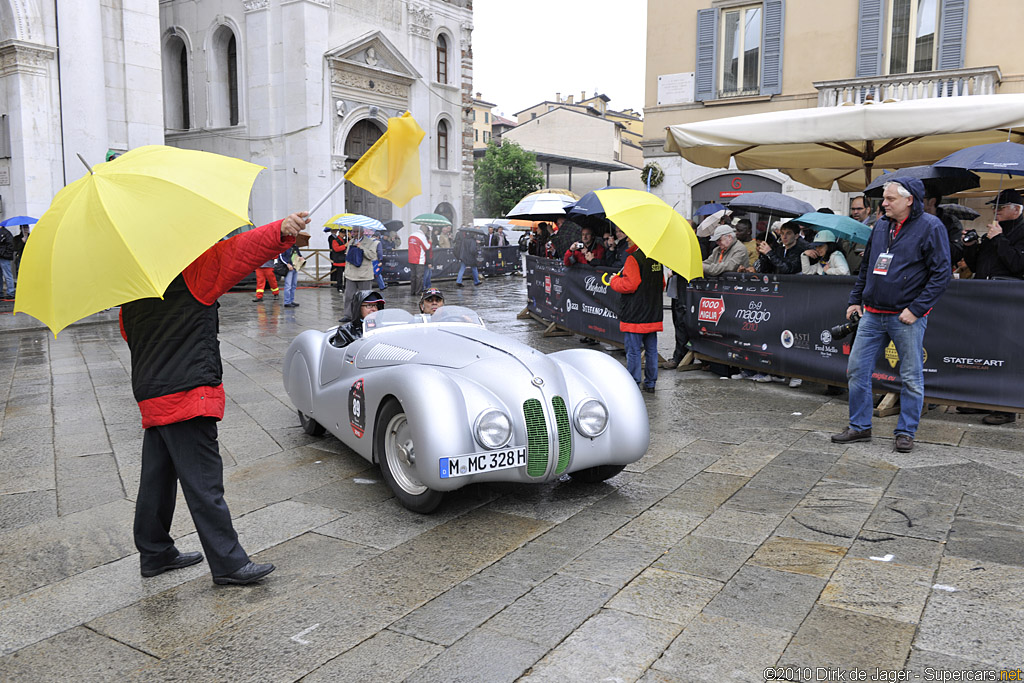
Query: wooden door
345,119,393,221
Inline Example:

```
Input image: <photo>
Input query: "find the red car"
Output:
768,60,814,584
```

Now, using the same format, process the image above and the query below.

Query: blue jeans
423,266,432,289
624,331,659,388
846,310,927,437
456,263,479,285
282,269,298,305
0,258,14,296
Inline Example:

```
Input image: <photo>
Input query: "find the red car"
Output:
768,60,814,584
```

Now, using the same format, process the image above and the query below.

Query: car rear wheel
376,400,444,514
571,464,625,483
298,410,326,437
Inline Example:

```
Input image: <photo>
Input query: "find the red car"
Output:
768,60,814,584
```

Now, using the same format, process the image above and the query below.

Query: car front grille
551,396,571,475
523,398,548,477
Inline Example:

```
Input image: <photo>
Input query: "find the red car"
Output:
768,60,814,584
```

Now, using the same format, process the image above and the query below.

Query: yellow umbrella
15,145,264,335
593,189,703,281
323,214,354,229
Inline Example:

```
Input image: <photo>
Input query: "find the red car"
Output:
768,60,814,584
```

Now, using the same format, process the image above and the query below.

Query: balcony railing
814,66,1002,107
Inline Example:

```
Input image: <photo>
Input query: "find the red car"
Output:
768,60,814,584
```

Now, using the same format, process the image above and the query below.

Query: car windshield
362,306,483,336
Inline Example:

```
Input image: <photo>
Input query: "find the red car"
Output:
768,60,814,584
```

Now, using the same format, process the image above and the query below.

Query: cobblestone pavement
0,276,1021,682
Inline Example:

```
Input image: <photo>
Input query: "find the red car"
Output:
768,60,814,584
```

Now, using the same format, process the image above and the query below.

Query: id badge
873,252,894,276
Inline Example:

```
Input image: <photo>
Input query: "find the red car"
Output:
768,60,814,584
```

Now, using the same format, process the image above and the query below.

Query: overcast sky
472,1,648,120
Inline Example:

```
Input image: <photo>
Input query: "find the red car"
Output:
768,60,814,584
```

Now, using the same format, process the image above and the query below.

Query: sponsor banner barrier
686,274,1024,410
525,256,624,344
381,247,518,283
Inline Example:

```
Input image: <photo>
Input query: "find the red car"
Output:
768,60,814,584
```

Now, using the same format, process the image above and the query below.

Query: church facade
0,0,474,248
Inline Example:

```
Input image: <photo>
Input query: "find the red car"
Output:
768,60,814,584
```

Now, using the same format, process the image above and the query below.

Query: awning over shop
473,148,636,190
664,94,1024,192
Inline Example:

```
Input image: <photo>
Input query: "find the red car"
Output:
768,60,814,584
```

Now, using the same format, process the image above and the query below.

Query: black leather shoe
643,386,656,394
213,561,276,585
894,434,914,452
141,551,204,578
982,411,1017,425
831,427,872,443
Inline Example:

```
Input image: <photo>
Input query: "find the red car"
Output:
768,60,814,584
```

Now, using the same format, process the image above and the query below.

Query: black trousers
670,296,690,363
134,417,249,577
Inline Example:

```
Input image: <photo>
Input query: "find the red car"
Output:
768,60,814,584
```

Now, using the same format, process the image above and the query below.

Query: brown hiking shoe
831,427,872,444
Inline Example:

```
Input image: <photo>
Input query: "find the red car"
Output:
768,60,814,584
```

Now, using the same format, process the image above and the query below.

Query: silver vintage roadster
283,306,649,512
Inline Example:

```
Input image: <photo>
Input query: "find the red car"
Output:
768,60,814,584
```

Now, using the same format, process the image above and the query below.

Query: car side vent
365,343,418,362
523,398,548,477
551,396,571,475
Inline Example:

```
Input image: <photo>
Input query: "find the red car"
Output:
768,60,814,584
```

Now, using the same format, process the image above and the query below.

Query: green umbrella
411,213,452,227
790,212,873,246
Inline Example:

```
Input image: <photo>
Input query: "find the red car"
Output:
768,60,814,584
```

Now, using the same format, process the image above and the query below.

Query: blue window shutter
937,0,968,70
855,0,885,77
695,8,718,101
761,0,785,95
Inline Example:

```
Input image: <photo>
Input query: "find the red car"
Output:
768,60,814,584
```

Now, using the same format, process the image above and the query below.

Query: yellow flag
344,112,425,207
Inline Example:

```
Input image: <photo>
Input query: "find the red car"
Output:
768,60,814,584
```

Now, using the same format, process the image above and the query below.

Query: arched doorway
691,172,782,235
345,119,393,222
434,202,456,228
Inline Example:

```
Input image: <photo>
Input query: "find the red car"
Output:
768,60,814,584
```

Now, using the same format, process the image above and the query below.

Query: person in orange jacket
609,235,664,393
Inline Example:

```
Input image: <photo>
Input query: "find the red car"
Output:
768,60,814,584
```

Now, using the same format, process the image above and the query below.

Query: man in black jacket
755,222,810,274
961,189,1024,425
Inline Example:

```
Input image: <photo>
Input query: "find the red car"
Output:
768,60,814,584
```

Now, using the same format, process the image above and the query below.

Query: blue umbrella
566,186,626,217
791,212,873,246
326,213,386,232
725,192,814,219
863,165,979,198
934,142,1024,177
0,216,38,228
693,203,726,218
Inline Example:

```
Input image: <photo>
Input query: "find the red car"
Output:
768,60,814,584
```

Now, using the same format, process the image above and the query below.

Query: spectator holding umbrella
755,222,810,274
609,235,664,393
455,227,482,286
407,224,431,295
327,227,347,292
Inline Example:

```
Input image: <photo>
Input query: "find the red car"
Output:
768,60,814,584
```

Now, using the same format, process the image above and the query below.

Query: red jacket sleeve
184,221,295,305
610,254,641,294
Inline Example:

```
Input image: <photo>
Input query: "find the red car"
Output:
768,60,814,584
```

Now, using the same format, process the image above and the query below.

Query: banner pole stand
517,306,531,320
676,350,702,372
873,392,900,418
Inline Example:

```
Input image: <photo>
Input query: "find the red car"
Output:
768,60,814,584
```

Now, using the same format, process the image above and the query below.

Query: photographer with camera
563,226,605,267
832,178,950,453
959,189,1024,425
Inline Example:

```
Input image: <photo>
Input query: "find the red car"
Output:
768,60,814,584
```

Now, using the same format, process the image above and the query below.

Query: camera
830,311,860,340
962,229,980,244
572,241,585,251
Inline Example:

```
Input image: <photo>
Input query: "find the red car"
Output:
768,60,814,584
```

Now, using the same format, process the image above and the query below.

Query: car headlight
574,399,608,438
474,409,512,450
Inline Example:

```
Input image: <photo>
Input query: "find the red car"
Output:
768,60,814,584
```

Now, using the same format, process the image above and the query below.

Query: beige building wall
471,95,495,149
644,0,1024,217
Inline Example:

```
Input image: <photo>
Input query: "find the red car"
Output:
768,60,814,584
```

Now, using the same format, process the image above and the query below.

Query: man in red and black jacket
327,227,347,291
120,212,309,585
609,236,664,393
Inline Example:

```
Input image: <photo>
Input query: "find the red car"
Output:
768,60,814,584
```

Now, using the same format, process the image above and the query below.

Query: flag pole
306,174,348,217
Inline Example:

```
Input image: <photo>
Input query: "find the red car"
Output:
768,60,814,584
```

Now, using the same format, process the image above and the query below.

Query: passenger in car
331,290,385,348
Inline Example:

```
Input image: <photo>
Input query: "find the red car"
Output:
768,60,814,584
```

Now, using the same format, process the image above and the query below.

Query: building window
163,35,191,130
228,35,239,125
474,129,479,142
720,4,762,96
484,112,490,123
470,109,476,121
531,113,537,119
695,1,784,101
437,120,448,170
886,0,938,74
484,131,490,143
436,34,448,84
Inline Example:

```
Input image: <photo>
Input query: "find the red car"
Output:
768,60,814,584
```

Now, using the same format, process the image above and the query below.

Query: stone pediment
326,30,421,84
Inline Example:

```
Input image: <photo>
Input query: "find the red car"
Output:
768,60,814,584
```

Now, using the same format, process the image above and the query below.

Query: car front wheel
571,464,625,483
376,400,444,514
298,410,326,437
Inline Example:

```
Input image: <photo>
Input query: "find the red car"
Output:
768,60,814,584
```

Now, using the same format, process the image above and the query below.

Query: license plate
440,448,527,479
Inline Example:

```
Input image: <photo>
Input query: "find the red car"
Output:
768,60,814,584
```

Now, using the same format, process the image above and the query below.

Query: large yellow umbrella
15,145,264,335
593,189,703,281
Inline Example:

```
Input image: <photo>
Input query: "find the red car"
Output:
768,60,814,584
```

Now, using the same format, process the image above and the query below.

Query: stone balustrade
813,66,1002,106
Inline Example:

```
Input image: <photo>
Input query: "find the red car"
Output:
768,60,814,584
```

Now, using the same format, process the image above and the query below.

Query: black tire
298,410,326,437
375,400,444,514
571,464,625,483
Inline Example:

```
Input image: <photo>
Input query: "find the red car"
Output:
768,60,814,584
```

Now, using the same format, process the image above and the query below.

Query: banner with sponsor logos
686,274,1024,410
525,256,624,344
381,247,518,283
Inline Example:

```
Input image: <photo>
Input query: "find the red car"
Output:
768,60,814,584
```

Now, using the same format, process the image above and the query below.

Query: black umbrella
934,142,1024,177
458,226,488,236
383,219,404,231
863,165,980,198
938,203,980,221
725,192,814,219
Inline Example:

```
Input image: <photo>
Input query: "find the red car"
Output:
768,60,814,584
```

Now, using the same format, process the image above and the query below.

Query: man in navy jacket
832,177,950,453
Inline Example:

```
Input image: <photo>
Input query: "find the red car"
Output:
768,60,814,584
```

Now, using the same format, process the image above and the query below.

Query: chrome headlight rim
573,398,608,438
473,408,513,450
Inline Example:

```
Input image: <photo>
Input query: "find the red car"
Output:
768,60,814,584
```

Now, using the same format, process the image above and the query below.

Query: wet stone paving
0,275,1021,682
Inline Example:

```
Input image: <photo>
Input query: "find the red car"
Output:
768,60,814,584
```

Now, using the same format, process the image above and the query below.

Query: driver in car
418,287,445,315
331,290,385,348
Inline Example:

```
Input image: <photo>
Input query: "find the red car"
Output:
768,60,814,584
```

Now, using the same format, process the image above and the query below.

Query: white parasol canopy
664,94,1024,192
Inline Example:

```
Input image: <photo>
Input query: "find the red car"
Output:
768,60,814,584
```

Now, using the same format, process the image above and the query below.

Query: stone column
56,0,107,181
